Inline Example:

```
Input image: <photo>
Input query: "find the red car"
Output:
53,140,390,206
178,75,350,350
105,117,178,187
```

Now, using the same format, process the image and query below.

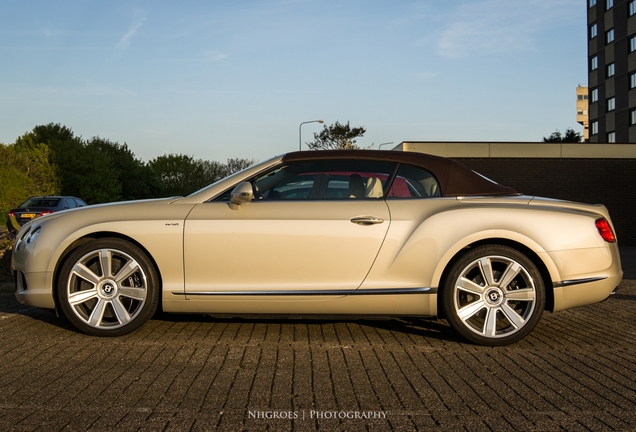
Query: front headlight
14,226,32,252
25,226,41,245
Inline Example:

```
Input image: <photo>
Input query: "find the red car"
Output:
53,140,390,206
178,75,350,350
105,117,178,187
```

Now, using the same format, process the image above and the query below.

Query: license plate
21,213,36,219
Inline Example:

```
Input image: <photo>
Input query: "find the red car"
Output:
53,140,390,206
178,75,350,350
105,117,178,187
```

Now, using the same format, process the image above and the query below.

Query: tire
56,238,159,336
442,245,545,346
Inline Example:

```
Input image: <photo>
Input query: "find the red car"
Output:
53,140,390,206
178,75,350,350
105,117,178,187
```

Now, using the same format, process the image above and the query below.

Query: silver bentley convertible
11,150,623,345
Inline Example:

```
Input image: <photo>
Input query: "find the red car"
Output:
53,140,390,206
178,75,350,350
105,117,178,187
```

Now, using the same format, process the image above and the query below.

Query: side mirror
229,182,254,210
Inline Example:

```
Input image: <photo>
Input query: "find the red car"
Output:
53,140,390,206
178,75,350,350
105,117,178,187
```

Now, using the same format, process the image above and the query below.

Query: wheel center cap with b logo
100,280,118,298
485,288,504,306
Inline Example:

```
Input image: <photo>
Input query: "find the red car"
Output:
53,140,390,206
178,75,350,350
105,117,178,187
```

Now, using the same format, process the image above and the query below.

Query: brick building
397,141,636,245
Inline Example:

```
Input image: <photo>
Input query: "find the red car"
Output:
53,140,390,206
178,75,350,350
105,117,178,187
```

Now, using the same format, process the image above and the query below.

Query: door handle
350,216,384,225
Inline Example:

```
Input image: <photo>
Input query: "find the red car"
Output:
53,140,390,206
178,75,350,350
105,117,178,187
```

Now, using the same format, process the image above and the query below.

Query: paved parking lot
1,249,635,432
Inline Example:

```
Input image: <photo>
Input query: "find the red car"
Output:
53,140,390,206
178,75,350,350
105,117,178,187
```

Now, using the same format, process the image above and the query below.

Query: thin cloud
116,18,146,50
1,81,134,98
41,27,61,38
437,0,580,58
410,71,439,81
203,50,227,62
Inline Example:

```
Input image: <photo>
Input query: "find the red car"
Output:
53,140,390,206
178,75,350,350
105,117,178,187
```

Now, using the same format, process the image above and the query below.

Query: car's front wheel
442,245,545,346
57,238,159,336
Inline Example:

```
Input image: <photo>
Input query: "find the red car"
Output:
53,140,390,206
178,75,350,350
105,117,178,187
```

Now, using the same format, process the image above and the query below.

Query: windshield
186,160,265,197
185,155,282,202
19,198,60,208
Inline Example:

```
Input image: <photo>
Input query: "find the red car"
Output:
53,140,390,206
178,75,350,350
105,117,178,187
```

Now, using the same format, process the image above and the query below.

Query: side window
65,199,76,209
387,164,441,199
266,172,318,200
250,160,397,200
325,174,352,199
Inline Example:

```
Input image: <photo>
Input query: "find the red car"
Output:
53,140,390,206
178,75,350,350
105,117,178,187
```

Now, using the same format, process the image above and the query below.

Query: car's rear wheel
57,238,159,336
442,245,545,346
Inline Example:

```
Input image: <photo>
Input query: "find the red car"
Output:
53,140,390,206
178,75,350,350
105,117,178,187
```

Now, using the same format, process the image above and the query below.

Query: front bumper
14,270,56,309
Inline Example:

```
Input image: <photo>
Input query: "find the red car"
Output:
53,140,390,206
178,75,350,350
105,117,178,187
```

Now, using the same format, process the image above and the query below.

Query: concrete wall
399,142,636,245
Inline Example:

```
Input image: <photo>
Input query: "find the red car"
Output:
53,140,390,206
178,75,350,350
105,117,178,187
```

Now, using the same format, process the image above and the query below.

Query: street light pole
299,119,324,151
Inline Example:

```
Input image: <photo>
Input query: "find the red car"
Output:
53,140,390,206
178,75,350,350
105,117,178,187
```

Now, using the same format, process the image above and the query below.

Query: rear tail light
38,210,54,216
8,211,15,217
595,218,616,243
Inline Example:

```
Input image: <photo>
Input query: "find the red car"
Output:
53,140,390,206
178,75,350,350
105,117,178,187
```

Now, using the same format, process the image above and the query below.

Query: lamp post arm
299,120,324,151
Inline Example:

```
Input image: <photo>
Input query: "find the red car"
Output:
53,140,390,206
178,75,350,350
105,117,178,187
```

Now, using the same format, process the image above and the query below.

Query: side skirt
174,287,436,296
163,288,438,316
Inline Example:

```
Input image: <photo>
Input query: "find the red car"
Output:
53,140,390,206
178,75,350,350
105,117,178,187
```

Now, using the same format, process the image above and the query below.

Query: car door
359,163,446,290
183,159,396,295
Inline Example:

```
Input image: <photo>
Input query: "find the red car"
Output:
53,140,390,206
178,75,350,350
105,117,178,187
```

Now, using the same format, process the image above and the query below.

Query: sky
0,0,587,163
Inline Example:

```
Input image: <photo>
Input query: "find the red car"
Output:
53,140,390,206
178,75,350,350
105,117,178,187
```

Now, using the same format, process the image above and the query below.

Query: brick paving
0,248,635,431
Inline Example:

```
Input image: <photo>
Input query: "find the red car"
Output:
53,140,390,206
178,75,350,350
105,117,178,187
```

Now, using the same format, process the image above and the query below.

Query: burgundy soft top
283,150,517,197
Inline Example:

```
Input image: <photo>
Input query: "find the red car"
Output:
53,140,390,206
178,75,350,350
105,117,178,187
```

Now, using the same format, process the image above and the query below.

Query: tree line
2,120,580,221
0,123,254,221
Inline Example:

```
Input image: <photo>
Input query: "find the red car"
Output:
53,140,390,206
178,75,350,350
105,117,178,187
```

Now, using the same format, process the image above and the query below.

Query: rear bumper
552,272,622,312
549,244,622,312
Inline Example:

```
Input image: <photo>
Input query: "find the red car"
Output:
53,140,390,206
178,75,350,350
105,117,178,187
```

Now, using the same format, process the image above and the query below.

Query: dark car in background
6,196,87,231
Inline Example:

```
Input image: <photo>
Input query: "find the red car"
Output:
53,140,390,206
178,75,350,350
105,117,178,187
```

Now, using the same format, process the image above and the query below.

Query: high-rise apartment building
587,0,636,142
576,85,590,140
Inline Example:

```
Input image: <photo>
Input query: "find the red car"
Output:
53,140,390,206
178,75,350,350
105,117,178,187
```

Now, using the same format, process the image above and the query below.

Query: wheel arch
52,231,164,314
435,237,555,318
